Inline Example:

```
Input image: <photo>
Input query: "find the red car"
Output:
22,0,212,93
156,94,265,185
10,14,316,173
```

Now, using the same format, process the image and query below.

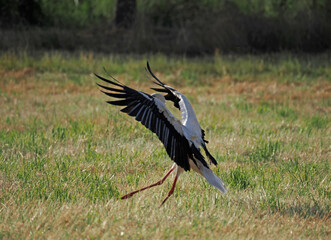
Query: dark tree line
1,0,330,54
115,0,136,29
0,0,136,28
0,0,45,26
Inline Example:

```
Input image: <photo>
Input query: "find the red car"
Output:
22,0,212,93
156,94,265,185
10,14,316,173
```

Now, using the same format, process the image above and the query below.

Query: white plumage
96,62,227,206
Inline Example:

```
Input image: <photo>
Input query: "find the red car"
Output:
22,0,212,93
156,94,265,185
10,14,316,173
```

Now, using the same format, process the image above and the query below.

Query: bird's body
96,62,227,205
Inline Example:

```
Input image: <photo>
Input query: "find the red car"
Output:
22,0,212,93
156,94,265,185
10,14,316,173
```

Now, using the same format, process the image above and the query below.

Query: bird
96,62,227,206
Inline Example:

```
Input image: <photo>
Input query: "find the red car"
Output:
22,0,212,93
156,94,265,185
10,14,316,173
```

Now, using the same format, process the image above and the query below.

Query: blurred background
1,0,331,55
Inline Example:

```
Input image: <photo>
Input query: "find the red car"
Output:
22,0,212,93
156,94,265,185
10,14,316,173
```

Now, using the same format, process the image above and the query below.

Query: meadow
0,52,330,239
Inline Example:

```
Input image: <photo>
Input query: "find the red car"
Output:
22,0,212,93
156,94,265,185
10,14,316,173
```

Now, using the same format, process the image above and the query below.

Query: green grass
0,52,330,239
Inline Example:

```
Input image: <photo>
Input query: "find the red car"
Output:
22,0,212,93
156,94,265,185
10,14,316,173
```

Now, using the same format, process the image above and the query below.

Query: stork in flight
96,62,227,206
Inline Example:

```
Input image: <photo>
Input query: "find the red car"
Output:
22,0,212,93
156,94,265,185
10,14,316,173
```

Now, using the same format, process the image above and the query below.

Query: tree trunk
115,0,136,29
18,0,45,25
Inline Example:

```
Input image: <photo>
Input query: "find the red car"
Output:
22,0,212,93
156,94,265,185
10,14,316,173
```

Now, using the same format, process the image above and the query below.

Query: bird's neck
180,95,200,130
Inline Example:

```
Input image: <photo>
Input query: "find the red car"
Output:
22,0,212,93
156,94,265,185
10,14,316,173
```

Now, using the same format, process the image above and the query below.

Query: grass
0,52,330,239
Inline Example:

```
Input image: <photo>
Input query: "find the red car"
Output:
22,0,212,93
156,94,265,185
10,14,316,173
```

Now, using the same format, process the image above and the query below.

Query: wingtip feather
95,73,123,88
146,62,166,86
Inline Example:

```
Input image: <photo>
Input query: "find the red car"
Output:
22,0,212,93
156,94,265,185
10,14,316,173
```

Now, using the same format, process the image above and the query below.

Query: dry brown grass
0,198,329,239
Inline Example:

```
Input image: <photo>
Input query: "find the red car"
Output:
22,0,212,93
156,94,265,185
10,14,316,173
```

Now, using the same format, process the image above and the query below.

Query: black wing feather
101,91,128,98
95,74,123,88
96,74,209,171
96,83,125,93
107,99,133,106
202,143,217,166
200,129,217,166
150,87,168,93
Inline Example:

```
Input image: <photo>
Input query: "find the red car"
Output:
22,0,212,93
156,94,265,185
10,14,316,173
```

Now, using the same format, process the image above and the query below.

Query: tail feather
200,165,227,193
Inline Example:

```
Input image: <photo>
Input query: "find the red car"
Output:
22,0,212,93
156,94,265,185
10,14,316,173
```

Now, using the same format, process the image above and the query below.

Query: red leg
160,175,178,206
121,165,175,200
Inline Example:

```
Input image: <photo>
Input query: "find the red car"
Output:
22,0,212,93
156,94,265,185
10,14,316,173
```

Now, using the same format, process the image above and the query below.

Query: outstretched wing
146,62,181,110
96,74,209,171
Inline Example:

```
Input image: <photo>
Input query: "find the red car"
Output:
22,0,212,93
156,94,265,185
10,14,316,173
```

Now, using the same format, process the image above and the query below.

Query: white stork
96,62,227,206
